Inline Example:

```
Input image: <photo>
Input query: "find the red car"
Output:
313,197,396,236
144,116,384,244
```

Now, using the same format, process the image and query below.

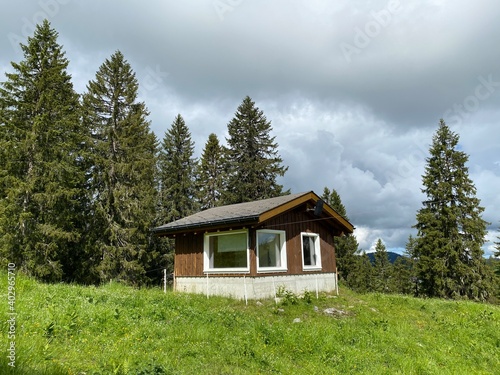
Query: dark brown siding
174,204,339,277
174,233,204,276
256,204,338,275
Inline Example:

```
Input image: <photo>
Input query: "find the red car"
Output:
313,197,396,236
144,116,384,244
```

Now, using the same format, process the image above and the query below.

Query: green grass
1,273,499,374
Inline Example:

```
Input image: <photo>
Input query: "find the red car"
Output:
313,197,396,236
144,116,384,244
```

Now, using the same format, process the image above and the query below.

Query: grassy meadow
1,273,499,374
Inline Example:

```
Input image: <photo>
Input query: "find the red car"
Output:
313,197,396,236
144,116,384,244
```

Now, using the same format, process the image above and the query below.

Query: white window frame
256,229,287,273
203,230,250,274
301,232,322,271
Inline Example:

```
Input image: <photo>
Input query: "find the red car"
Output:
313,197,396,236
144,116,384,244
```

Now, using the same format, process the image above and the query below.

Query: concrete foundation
174,273,338,300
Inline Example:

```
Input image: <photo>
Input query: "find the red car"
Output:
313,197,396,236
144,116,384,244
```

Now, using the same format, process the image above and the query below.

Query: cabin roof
152,191,354,236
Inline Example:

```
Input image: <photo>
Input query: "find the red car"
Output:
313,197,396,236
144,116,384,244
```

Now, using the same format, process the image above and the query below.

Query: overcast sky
2,0,499,256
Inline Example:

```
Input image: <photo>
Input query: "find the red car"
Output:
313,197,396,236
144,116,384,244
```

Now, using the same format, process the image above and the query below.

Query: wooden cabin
153,191,354,300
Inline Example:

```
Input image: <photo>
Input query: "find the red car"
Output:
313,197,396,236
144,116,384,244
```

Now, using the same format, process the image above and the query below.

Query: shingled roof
153,191,354,236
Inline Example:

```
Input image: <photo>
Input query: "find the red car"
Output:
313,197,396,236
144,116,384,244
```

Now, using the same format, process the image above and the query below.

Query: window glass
302,235,316,266
256,230,287,271
302,233,321,269
207,231,247,269
258,232,281,268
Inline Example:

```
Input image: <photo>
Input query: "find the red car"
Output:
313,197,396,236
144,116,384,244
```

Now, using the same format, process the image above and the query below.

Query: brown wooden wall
174,203,339,277
256,205,337,275
174,233,204,276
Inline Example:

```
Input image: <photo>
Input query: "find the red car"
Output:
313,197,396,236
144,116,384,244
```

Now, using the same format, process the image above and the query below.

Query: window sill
203,269,250,274
302,267,322,272
256,268,288,274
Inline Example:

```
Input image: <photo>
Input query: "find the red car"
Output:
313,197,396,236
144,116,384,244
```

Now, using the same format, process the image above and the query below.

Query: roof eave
321,204,354,234
257,191,315,223
152,215,260,236
258,191,354,234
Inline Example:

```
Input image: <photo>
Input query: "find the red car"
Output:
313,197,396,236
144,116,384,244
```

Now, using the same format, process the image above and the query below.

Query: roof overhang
152,191,354,237
152,215,260,236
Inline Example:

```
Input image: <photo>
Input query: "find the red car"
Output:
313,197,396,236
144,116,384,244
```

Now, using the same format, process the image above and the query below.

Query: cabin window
204,230,249,273
256,230,287,272
301,232,322,270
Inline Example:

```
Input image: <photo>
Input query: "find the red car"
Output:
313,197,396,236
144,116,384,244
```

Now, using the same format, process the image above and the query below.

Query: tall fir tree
158,114,198,224
196,133,225,210
83,51,158,285
322,186,359,282
157,115,198,275
322,187,347,217
388,234,418,295
391,256,415,295
346,252,374,293
373,238,392,293
0,20,88,281
404,234,418,260
414,119,493,300
224,96,288,204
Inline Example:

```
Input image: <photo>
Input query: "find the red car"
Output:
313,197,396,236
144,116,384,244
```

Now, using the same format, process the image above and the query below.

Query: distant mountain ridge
366,252,403,264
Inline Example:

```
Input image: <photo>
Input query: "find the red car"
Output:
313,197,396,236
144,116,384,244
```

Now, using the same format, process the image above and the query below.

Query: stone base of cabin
174,273,338,300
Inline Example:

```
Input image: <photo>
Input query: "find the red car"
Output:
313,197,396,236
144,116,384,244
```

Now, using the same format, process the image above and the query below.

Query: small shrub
302,289,313,304
276,286,298,305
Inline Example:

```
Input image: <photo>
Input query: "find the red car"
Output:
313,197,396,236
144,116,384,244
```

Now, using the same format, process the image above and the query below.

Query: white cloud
485,230,499,258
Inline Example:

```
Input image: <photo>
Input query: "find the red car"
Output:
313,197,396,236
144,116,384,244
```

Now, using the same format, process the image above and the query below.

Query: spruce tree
0,20,88,281
346,252,374,293
83,51,158,285
196,133,225,210
389,234,418,295
157,114,198,275
391,256,415,295
158,114,198,224
322,186,359,282
404,234,418,260
373,238,392,293
414,119,493,300
224,96,288,204
322,187,347,217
